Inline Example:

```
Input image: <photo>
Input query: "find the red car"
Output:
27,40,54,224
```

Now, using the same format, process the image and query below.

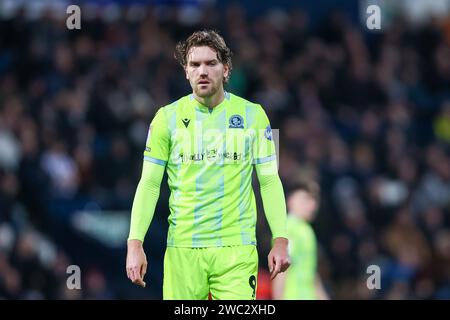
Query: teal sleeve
128,160,165,242
255,151,288,240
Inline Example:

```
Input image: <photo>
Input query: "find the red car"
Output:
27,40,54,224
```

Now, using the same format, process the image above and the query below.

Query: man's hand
268,237,290,280
126,239,147,288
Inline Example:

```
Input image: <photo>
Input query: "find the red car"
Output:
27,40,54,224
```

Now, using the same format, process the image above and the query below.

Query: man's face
185,46,229,98
288,190,318,222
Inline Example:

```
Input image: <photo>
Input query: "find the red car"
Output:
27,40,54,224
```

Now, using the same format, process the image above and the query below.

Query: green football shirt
284,214,317,299
143,92,277,247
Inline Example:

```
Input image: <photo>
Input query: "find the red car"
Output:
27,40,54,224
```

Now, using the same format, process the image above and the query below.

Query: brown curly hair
174,30,233,83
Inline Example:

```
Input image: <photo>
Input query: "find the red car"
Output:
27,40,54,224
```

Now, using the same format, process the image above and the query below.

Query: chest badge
229,115,244,128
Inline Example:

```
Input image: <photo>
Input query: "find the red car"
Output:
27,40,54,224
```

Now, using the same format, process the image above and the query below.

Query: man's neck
193,89,225,109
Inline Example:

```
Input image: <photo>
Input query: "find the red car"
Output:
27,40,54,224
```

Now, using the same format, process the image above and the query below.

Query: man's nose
199,64,208,76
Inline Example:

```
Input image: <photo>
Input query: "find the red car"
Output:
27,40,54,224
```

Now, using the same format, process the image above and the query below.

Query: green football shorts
163,245,258,300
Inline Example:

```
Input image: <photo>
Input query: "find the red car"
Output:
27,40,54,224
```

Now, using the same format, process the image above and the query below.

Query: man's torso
145,92,275,247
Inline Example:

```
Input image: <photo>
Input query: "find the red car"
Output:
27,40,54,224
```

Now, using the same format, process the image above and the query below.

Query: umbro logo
182,118,190,128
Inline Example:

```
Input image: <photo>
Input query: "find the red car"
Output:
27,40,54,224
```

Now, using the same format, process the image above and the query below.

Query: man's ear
185,67,189,80
223,64,229,80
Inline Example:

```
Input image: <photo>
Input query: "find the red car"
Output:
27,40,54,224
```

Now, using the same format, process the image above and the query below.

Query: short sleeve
143,107,170,166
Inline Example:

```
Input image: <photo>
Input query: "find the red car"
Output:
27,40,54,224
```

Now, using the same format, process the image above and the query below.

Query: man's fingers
141,262,147,279
281,258,291,272
133,268,145,288
134,268,142,282
271,256,291,279
129,268,139,283
268,254,274,273
127,267,133,281
270,269,277,280
270,257,282,280
129,268,146,287
133,278,146,288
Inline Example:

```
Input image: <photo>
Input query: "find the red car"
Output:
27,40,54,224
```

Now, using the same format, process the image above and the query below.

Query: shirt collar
190,91,230,113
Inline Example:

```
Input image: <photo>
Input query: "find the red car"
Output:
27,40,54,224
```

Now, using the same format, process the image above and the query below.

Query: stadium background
0,0,449,299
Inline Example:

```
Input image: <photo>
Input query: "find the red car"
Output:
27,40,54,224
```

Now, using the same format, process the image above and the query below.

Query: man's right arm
128,161,165,242
126,161,165,287
126,107,169,287
128,106,169,242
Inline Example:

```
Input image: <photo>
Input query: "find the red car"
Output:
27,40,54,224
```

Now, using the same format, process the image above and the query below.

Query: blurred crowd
0,3,450,299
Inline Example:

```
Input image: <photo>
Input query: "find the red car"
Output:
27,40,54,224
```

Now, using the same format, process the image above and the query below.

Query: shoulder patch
264,125,273,141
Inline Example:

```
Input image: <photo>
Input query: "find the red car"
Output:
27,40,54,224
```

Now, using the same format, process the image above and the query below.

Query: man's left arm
253,104,290,280
256,161,290,280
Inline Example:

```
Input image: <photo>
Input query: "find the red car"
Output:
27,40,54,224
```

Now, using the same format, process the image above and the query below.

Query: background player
272,181,329,300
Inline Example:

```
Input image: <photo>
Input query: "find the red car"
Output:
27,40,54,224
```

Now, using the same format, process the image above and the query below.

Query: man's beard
193,81,219,98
